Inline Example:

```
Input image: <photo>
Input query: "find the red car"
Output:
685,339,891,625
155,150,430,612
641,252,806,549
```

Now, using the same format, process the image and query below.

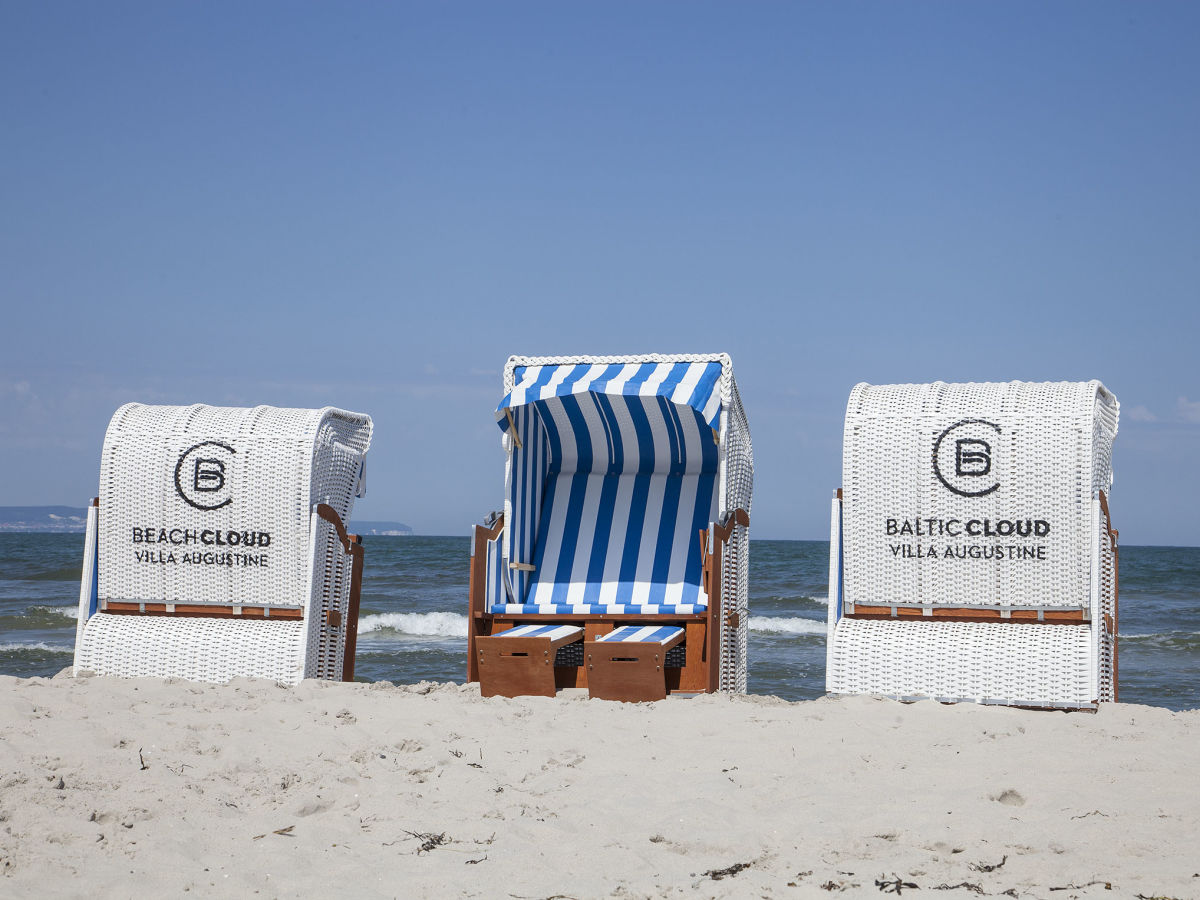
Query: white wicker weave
827,620,1093,706
74,404,372,685
718,374,753,693
75,615,308,684
826,381,1119,708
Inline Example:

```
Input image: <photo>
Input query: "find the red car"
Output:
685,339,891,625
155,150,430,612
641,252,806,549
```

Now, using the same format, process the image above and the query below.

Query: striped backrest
533,390,718,475
497,361,723,614
525,469,717,612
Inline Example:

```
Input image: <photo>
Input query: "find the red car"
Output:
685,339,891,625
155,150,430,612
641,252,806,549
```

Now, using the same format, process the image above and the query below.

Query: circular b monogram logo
933,419,1001,497
174,441,236,510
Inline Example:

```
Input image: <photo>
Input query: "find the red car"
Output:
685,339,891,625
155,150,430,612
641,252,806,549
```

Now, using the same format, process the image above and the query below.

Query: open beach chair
826,381,1120,709
73,403,373,685
467,354,753,701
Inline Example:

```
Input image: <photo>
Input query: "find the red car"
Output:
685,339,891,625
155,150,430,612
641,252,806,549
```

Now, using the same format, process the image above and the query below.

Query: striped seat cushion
597,625,684,644
489,470,717,615
491,624,583,641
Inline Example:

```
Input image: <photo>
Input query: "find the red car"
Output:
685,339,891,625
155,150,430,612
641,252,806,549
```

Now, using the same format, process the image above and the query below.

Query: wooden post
467,517,504,683
342,535,364,682
1100,490,1119,703
705,509,750,693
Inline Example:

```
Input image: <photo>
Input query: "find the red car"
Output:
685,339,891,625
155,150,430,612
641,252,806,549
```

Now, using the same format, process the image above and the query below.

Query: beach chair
468,354,753,701
73,404,373,685
826,381,1120,709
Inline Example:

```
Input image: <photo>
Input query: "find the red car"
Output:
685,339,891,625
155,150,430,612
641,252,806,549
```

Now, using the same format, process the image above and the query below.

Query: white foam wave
34,605,79,620
748,616,825,636
766,594,828,607
1121,631,1200,645
0,642,73,654
358,612,467,638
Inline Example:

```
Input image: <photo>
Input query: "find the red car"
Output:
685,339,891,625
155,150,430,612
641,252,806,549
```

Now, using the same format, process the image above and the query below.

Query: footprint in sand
992,789,1025,806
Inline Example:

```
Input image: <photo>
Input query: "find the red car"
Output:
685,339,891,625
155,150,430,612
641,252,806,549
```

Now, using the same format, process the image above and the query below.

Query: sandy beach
1,673,1196,899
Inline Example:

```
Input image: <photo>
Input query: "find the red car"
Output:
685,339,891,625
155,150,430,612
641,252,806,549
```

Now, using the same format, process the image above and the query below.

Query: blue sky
2,3,1198,544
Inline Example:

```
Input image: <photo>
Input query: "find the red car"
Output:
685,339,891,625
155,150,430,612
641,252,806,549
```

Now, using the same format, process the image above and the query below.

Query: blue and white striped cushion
492,624,583,641
596,625,684,644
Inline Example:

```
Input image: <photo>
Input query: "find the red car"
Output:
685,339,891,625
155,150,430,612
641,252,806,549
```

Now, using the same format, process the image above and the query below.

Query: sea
2,534,1197,711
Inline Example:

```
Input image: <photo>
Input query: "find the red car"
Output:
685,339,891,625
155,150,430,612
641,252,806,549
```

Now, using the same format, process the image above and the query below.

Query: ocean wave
356,612,827,639
32,605,79,620
24,566,84,582
357,612,467,638
0,642,73,654
1121,631,1200,651
0,605,80,630
756,594,829,609
748,616,825,636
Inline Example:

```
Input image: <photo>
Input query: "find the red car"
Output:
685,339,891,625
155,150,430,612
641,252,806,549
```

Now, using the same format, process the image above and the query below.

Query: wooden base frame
585,630,685,702
467,510,749,699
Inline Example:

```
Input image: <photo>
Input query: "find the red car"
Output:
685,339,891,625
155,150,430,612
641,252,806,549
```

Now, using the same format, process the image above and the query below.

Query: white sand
1,673,1197,899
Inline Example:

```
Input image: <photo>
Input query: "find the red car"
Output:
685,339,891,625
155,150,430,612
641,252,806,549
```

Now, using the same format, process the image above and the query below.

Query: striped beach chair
74,404,373,685
826,381,1120,709
468,354,753,701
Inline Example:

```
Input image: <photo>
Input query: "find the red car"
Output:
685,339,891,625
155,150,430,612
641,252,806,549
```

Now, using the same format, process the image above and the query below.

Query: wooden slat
101,601,303,620
848,605,1087,624
705,523,724,693
678,620,709,692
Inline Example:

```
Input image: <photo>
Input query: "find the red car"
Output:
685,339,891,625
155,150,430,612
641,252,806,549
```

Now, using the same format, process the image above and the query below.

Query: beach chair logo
174,441,236,510
955,439,991,476
933,420,1001,497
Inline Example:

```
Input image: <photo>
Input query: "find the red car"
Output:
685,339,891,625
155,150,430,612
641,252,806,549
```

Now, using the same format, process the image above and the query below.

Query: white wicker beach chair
468,354,753,700
826,381,1120,709
73,404,373,685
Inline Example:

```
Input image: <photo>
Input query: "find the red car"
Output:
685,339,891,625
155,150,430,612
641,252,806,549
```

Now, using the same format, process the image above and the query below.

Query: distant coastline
352,521,414,536
0,506,88,533
0,507,412,536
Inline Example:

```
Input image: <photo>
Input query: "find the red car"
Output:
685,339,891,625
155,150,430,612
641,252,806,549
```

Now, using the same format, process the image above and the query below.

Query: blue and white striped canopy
491,358,727,615
496,360,724,435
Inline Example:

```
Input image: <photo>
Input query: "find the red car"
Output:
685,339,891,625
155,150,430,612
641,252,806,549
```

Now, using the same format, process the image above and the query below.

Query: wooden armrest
315,503,362,554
